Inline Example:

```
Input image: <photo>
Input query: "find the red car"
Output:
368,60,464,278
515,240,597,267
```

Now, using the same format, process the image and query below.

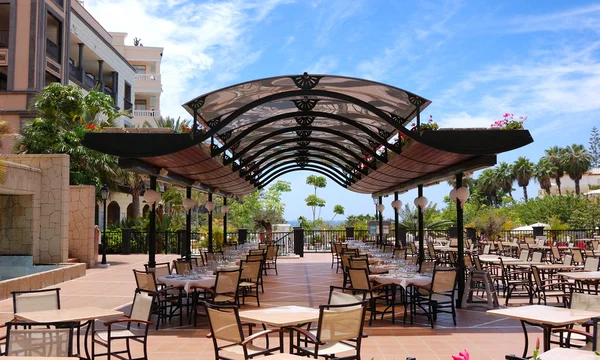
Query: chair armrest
370,283,391,292
539,282,571,289
551,328,592,339
286,327,321,344
104,318,153,327
240,322,257,328
240,329,285,346
191,286,216,296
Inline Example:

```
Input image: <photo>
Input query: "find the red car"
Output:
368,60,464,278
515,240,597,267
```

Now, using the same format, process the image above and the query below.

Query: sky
85,0,600,222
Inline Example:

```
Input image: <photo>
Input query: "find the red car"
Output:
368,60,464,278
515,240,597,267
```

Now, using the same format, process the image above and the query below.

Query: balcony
135,74,160,81
46,39,60,63
83,73,97,89
134,73,162,93
133,110,160,118
0,31,8,48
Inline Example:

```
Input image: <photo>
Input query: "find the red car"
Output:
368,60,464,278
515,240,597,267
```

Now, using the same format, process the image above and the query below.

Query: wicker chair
204,302,283,359
238,259,263,306
414,268,457,328
289,301,368,359
5,321,76,357
93,291,155,360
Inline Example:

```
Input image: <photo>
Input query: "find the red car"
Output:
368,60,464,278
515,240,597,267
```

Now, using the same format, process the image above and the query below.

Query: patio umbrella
585,189,600,196
528,222,549,228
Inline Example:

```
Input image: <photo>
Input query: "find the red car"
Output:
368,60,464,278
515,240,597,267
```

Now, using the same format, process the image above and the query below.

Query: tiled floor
0,253,551,359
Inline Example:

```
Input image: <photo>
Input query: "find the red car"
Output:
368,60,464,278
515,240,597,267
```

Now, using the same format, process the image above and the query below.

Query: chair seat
213,294,236,303
542,290,565,297
222,343,270,356
95,329,138,342
299,341,356,355
239,281,257,287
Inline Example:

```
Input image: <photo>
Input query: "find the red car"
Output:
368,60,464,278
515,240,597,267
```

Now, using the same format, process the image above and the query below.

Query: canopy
83,73,533,197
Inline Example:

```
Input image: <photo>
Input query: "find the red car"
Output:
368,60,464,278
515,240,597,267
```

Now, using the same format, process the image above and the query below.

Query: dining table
535,348,599,359
487,305,600,357
14,306,124,360
159,274,217,293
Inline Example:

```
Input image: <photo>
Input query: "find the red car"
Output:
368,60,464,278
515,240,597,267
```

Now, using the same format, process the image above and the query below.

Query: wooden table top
487,305,600,326
537,347,599,359
15,306,123,323
239,305,320,327
558,271,600,280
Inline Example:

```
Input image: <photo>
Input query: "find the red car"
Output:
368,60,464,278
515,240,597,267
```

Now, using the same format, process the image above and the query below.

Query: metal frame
258,166,350,189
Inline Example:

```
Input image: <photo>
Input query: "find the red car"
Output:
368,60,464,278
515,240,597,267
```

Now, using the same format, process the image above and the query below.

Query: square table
487,305,600,357
15,306,123,360
558,271,600,281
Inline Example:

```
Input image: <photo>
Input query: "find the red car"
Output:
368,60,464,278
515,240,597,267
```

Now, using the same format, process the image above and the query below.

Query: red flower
411,123,416,127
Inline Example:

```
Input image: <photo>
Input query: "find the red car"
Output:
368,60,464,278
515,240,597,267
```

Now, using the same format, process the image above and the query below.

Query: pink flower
503,112,510,117
411,123,416,127
452,349,470,360
536,338,540,350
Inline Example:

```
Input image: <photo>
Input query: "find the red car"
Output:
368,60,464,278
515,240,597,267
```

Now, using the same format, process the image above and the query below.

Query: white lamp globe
144,189,160,205
456,186,470,202
204,201,216,212
183,198,195,211
449,188,457,203
414,196,428,209
391,199,402,210
221,205,229,214
376,204,385,213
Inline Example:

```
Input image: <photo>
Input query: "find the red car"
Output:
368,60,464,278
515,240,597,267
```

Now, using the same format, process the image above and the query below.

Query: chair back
483,244,490,255
249,249,265,256
130,291,155,323
431,269,457,293
472,255,483,271
133,270,158,292
266,245,279,259
449,238,458,247
419,260,435,274
246,253,265,262
531,252,542,263
564,254,573,266
340,253,352,272
551,247,561,262
6,321,75,357
496,241,504,252
240,260,262,282
464,254,473,268
519,250,529,261
145,262,171,278
572,248,584,264
466,239,473,250
328,286,367,306
408,242,417,255
427,243,436,258
585,257,600,272
173,260,192,275
571,292,600,311
204,252,225,262
347,268,371,290
214,269,241,295
204,303,244,344
348,258,369,273
519,243,529,251
316,302,367,343
531,266,543,287
12,288,60,314
592,240,600,251
525,237,535,244
394,248,406,259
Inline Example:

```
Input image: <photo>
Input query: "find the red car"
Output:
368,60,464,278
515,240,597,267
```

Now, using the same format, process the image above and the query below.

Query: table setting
159,272,217,293
370,265,433,289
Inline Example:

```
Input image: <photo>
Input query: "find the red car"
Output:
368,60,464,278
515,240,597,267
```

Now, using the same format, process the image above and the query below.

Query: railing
46,39,60,63
83,73,96,89
102,87,114,97
135,74,160,81
0,31,8,48
270,231,294,255
68,63,81,82
499,229,598,242
304,230,346,252
133,110,160,117
406,229,451,243
123,98,132,111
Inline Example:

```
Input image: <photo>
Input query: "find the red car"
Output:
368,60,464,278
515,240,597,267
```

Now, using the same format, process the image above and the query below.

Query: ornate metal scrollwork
296,149,309,155
223,153,231,163
230,141,240,151
296,130,312,138
296,156,309,167
187,96,206,110
292,97,319,111
389,113,405,124
368,139,380,148
218,130,233,142
207,116,222,128
297,141,310,147
295,116,315,126
408,93,427,107
378,128,390,139
291,72,323,90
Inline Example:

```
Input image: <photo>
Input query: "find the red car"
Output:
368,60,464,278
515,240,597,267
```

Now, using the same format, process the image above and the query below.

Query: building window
135,100,146,110
0,4,10,49
46,13,62,63
133,65,146,74
0,66,7,91
45,71,60,87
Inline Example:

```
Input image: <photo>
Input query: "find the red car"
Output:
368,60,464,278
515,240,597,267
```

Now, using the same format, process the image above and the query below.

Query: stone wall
0,195,34,256
68,186,97,267
3,155,70,264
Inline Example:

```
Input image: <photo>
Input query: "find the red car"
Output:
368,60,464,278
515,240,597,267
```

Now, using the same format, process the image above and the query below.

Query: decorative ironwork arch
258,164,350,189
257,158,356,183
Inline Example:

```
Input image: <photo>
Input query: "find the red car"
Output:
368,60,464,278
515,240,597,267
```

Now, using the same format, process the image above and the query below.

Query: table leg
543,325,552,352
83,320,93,360
520,320,529,358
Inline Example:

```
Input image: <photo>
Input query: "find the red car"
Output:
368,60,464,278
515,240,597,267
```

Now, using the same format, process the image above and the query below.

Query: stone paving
0,253,548,360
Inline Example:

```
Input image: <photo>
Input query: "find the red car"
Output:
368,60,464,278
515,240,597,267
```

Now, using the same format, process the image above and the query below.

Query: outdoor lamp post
391,196,402,247
100,184,110,265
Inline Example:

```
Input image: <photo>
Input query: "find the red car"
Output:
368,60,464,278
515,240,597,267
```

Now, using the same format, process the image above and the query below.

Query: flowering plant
398,115,439,148
490,113,526,130
531,338,541,360
452,349,469,360
180,124,192,133
84,123,99,131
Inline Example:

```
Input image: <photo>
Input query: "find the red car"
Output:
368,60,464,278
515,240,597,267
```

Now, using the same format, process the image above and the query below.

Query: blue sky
86,0,600,221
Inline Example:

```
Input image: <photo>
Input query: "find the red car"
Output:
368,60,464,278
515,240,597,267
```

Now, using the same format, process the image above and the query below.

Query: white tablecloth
159,275,216,293
369,274,432,289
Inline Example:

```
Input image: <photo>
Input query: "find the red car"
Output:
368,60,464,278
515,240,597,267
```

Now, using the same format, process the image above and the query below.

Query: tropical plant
472,209,507,240
475,169,501,206
544,146,566,195
534,158,554,195
345,214,375,231
122,172,145,218
494,162,514,197
398,203,453,230
561,144,593,195
590,126,600,168
143,116,191,133
305,175,327,223
512,156,534,202
331,204,345,222
446,173,474,189
0,120,9,184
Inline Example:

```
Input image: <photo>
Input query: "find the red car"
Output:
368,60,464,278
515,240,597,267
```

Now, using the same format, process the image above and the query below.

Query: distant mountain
286,220,346,227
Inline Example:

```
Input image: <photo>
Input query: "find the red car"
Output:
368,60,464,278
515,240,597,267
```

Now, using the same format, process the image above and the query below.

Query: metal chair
238,259,263,306
132,269,182,329
414,268,457,328
12,288,60,314
347,267,395,325
5,321,76,357
531,266,569,306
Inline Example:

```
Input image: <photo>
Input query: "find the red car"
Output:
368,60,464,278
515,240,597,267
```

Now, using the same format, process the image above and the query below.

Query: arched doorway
126,203,134,219
142,204,150,217
107,201,120,226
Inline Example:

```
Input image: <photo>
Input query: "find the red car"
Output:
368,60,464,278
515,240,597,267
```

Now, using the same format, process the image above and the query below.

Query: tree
590,126,600,167
122,172,145,219
512,156,534,202
331,204,345,222
305,175,327,223
143,116,190,132
544,146,565,195
305,194,325,222
0,120,9,183
561,144,593,195
476,169,501,206
534,158,554,195
345,214,375,231
473,209,507,240
494,162,514,197
14,83,128,192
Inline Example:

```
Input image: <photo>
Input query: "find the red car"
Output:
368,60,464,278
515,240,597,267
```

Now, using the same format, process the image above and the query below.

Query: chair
132,269,182,329
572,248,585,265
531,252,543,263
414,268,457,328
264,245,279,275
585,257,600,272
12,288,60,314
426,243,437,262
5,321,76,357
289,301,367,359
482,244,490,255
531,266,569,306
564,254,573,266
519,249,529,261
394,248,407,260
347,267,395,325
204,251,225,263
93,291,155,360
204,302,282,359
551,246,562,263
173,259,192,275
449,237,458,247
408,242,417,256
348,258,370,275
327,285,367,305
238,260,263,306
499,258,532,305
419,260,436,275
144,262,172,281
552,293,600,349
211,269,242,305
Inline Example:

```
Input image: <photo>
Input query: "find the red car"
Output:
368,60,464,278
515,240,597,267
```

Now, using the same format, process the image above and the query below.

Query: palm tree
476,169,501,205
534,158,554,195
512,157,534,202
494,162,514,197
331,204,345,222
561,144,593,195
122,172,145,218
306,175,327,223
446,173,474,188
0,121,9,183
143,116,190,132
545,146,566,195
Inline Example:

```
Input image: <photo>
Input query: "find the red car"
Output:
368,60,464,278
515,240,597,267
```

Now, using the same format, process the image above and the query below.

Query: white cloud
507,4,600,34
307,56,338,74
83,0,287,119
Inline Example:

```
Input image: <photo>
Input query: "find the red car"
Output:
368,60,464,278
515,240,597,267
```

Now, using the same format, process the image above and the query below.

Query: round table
159,275,216,293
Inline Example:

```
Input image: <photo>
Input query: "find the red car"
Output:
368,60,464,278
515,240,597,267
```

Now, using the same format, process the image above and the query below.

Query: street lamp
100,184,110,265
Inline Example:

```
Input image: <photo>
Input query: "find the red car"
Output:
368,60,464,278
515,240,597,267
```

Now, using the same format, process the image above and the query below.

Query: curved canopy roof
83,73,533,198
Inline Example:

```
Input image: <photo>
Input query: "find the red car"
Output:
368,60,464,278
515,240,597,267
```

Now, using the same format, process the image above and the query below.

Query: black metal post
418,185,424,262
223,197,228,243
456,173,465,308
148,176,157,268
185,187,192,261
77,43,84,81
101,198,107,265
208,193,213,253
378,196,383,245
97,60,104,91
394,192,399,248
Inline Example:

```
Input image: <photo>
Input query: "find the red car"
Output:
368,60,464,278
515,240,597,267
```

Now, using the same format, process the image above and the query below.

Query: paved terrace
0,254,542,360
